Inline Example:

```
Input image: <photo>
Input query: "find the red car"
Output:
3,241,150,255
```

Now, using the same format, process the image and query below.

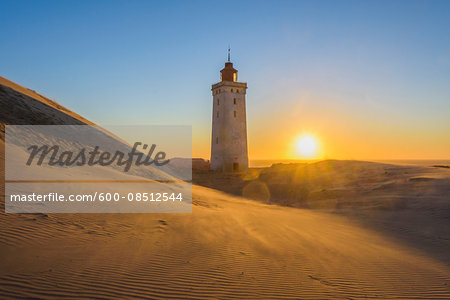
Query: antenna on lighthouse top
227,45,230,62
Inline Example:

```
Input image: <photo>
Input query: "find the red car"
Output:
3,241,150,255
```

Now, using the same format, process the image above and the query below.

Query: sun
296,135,318,158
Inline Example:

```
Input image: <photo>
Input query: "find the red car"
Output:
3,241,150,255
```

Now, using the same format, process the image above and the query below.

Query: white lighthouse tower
210,51,248,172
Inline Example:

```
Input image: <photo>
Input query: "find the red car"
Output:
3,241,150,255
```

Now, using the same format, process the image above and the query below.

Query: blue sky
1,0,449,159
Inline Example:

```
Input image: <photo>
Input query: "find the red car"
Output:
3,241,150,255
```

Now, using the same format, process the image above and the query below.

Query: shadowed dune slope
0,76,93,129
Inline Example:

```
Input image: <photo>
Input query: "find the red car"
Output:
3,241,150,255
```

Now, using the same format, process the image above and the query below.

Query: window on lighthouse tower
233,73,237,81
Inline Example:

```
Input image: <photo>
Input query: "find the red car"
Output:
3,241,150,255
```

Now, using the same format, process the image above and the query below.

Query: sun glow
296,135,318,158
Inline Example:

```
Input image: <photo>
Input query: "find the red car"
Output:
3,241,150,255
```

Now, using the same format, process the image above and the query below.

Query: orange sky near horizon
192,91,450,161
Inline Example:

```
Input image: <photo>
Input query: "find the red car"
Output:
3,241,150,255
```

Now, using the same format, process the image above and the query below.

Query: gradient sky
1,0,449,160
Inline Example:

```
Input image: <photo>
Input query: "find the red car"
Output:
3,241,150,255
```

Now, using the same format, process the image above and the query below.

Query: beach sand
1,181,449,298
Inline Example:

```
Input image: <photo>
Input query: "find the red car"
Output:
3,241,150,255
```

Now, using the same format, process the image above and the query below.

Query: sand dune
0,185,449,299
195,160,450,266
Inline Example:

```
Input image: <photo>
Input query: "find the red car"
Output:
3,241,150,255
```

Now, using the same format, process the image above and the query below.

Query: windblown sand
0,182,449,298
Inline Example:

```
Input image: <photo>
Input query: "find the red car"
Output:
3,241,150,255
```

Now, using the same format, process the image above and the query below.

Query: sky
1,0,449,160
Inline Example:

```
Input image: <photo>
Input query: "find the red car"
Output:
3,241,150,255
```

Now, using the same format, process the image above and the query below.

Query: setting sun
296,135,318,158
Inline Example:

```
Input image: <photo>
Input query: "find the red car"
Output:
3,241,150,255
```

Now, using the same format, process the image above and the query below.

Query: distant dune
257,160,450,209
1,76,449,298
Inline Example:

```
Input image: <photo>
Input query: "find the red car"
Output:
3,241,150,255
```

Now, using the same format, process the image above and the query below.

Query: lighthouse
210,52,248,172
